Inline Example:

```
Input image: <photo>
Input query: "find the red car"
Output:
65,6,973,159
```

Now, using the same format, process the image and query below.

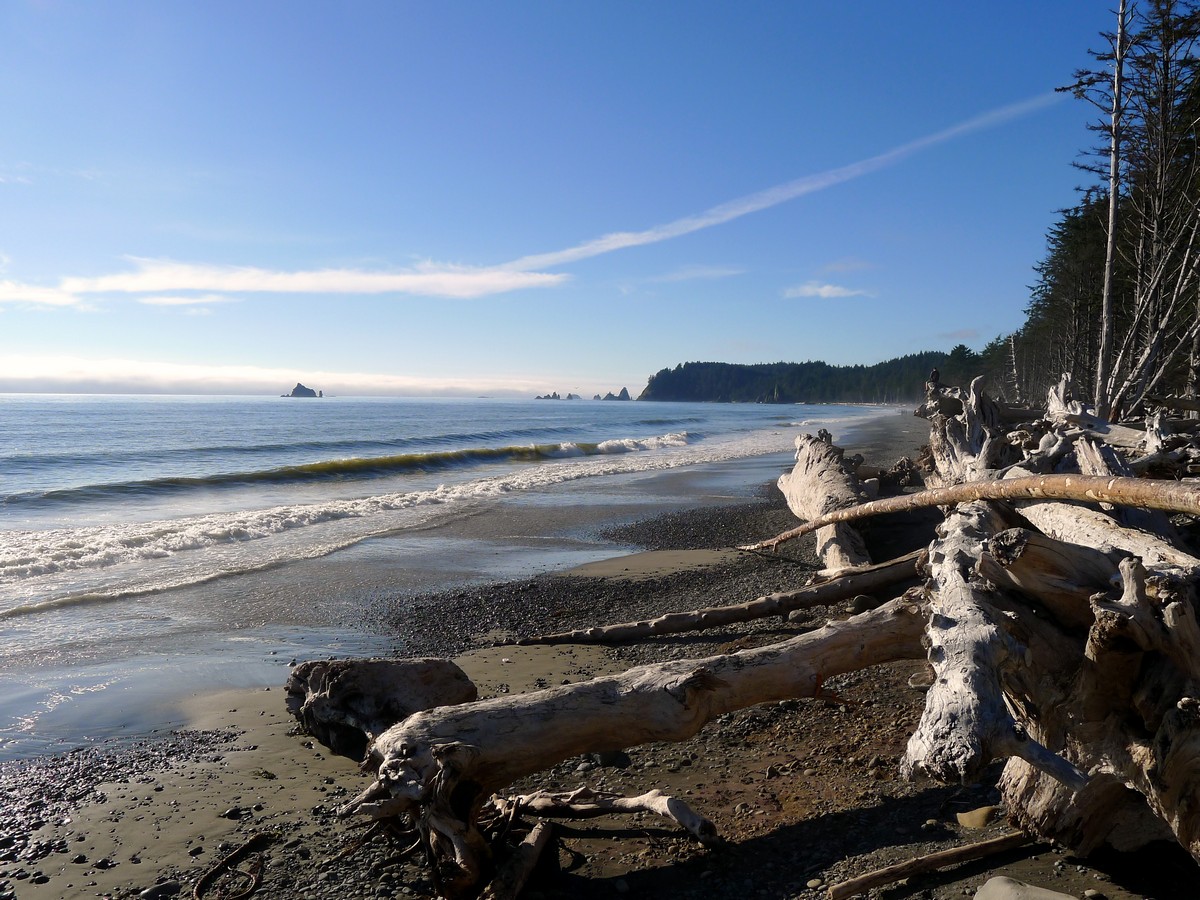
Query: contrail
503,92,1063,273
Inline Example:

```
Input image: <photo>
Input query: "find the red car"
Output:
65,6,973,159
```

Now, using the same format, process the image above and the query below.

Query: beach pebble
140,883,183,899
973,877,1076,899
956,805,1001,828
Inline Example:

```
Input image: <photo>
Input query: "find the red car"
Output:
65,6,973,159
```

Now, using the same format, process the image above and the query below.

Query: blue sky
1,1,1113,397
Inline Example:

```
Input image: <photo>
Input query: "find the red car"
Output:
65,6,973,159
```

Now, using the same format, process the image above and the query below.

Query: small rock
956,805,1001,828
973,876,1076,899
806,878,824,889
140,883,183,899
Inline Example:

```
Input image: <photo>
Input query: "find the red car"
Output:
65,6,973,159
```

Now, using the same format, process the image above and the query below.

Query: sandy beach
4,412,1196,900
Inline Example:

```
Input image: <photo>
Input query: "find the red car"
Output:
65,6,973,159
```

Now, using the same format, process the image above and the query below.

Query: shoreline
5,412,1190,899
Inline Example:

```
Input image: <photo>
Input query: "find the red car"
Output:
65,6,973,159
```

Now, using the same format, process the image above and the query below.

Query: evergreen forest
643,1,1200,415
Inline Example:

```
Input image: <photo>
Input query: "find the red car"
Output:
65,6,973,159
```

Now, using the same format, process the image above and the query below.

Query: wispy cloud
2,258,568,307
138,293,240,306
61,258,568,299
784,281,872,299
650,265,744,283
822,257,874,274
505,93,1062,272
0,279,84,307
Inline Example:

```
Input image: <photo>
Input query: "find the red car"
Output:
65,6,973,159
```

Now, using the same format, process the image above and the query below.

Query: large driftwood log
285,658,479,760
975,527,1119,630
1046,373,1148,450
901,501,1087,790
778,432,871,571
516,549,921,645
337,600,927,897
740,474,1200,554
919,376,1014,485
1014,500,1200,572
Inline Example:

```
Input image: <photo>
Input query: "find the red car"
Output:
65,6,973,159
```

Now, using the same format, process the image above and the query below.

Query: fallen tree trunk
740,474,1200,554
975,527,1118,630
515,549,922,645
901,501,1087,790
337,599,928,898
778,432,871,571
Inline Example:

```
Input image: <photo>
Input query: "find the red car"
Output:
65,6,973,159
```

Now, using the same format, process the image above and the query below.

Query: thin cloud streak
138,293,240,306
63,258,567,299
784,281,872,299
504,93,1062,272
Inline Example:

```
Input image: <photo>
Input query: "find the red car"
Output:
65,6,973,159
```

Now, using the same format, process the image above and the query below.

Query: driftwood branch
740,474,1200,554
515,550,921,645
826,831,1036,900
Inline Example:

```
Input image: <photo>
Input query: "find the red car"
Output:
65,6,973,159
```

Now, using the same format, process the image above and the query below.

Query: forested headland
637,350,976,404
644,1,1200,414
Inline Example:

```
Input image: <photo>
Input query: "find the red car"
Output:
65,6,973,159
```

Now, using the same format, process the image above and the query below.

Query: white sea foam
0,415,884,616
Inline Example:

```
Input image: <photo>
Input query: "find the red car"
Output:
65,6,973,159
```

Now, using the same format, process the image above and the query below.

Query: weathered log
478,822,553,900
995,557,1200,860
976,527,1119,630
515,549,922,645
740,474,1200,555
826,831,1036,900
1073,436,1179,538
1014,500,1200,572
778,433,871,571
901,502,1087,789
338,599,928,897
920,377,1012,485
285,658,479,760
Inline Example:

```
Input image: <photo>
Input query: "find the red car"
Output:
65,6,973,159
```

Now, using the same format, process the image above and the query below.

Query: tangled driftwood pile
287,374,1200,898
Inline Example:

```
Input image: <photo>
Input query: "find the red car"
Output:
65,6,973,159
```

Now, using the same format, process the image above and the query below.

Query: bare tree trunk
1095,0,1129,420
778,432,871,571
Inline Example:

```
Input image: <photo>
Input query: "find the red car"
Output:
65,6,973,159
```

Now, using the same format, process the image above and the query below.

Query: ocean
0,394,889,759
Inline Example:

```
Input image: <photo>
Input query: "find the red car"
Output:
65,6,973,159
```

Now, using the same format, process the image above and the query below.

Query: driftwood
779,432,871,571
515,549,921,645
334,600,927,897
285,658,479,760
826,831,1036,900
976,527,1118,630
291,374,1200,897
740,472,1200,553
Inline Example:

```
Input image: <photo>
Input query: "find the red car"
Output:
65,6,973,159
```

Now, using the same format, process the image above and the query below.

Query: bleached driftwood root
498,787,717,842
779,432,871,571
336,600,927,898
516,549,921,645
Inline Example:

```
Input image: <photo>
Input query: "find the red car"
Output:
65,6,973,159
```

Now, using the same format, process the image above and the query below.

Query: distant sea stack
536,388,629,400
284,382,321,398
